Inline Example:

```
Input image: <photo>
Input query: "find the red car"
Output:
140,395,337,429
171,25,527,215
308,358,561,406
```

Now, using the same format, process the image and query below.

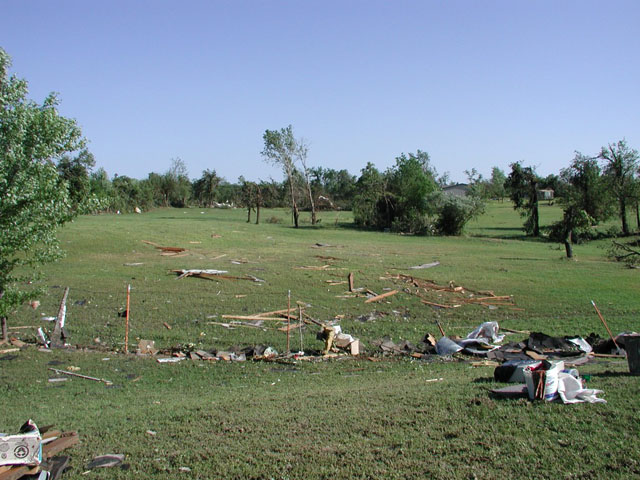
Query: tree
387,151,438,233
353,151,438,234
57,147,95,210
192,169,220,207
435,193,484,235
89,167,114,211
295,138,317,225
165,157,192,208
309,167,356,210
261,125,304,228
505,162,540,236
0,48,87,340
599,139,639,235
488,167,506,201
353,163,385,229
560,152,612,223
464,168,487,199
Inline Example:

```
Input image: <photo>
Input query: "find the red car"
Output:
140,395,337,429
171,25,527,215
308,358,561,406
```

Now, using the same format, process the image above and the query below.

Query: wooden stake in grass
591,300,622,354
125,284,131,354
298,305,304,353
287,290,291,354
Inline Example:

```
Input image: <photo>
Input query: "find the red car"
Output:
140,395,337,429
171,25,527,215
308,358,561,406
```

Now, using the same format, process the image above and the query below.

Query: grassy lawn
1,203,639,479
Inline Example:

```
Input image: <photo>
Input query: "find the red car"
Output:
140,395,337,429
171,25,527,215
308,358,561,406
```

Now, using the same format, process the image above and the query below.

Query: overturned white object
435,336,463,355
557,373,606,404
463,321,505,344
0,420,42,466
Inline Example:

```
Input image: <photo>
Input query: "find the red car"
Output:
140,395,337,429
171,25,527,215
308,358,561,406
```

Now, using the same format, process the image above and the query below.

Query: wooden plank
42,432,79,458
42,430,62,441
420,300,452,309
0,466,33,480
253,309,290,317
221,315,286,321
278,322,303,332
365,290,398,304
525,350,547,361
501,327,530,334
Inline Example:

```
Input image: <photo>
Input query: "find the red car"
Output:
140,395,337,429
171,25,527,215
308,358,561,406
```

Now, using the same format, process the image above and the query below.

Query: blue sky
2,1,639,183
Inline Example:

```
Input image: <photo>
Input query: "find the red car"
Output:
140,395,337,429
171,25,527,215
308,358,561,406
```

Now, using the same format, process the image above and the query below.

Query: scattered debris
388,273,517,311
86,454,125,470
408,261,440,270
47,368,113,386
137,340,158,355
142,240,186,255
172,269,264,283
312,243,334,248
156,357,186,364
163,322,172,330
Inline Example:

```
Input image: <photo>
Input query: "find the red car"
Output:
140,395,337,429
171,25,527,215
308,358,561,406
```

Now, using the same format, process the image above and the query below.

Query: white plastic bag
557,373,606,404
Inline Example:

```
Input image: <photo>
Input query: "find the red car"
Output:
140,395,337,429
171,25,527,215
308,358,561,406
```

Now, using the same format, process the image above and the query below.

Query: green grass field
1,203,639,479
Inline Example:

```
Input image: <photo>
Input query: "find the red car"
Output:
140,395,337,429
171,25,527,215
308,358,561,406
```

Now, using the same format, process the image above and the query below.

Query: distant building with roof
442,183,469,197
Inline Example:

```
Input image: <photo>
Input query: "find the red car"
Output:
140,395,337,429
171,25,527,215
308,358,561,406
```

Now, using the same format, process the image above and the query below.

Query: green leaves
0,48,86,318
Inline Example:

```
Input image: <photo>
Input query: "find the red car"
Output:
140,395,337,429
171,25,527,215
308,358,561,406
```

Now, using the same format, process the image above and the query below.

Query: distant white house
443,183,469,197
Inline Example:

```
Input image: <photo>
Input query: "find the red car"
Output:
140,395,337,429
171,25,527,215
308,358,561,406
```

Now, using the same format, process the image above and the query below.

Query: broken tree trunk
0,317,7,344
348,272,354,292
51,287,69,348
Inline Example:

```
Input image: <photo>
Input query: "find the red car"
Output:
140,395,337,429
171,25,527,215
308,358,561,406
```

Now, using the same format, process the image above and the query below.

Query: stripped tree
262,125,303,227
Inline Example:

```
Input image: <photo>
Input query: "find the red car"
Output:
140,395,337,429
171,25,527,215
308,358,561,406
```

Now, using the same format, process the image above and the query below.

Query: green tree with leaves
505,162,541,236
560,152,612,223
599,139,639,235
0,48,88,339
353,163,386,229
192,169,220,207
387,151,438,233
57,147,96,210
488,167,506,201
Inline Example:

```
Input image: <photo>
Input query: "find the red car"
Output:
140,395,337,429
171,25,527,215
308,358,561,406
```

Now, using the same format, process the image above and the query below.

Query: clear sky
2,1,639,183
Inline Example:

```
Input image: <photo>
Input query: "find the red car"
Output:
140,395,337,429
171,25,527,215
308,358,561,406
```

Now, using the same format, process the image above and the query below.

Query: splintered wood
172,270,263,282
219,305,326,331
388,273,518,311
142,240,187,256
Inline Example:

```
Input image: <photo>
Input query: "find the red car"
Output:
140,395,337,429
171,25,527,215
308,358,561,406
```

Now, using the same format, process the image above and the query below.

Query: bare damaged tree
261,125,302,228
297,139,317,225
599,139,639,236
